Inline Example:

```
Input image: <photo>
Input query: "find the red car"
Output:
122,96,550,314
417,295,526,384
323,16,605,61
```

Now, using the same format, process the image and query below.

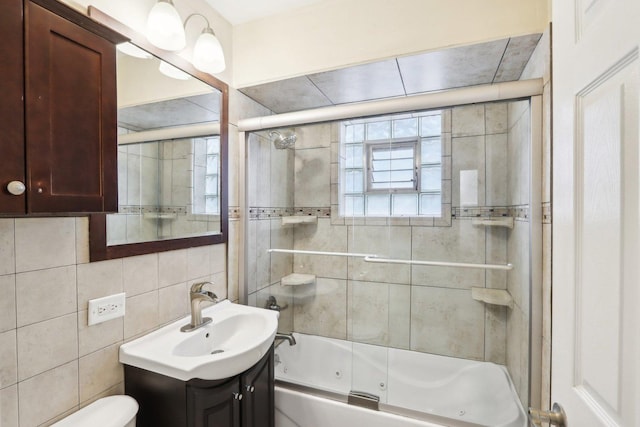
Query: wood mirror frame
87,7,229,261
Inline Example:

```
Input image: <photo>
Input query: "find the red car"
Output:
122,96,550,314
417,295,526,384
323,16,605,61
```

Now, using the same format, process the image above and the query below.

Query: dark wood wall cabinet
125,346,275,427
0,0,126,215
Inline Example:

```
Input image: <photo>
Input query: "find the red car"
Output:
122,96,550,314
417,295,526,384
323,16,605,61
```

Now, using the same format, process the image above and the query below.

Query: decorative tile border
248,204,542,223
510,205,530,221
249,207,331,220
119,205,187,215
453,206,512,218
453,205,530,221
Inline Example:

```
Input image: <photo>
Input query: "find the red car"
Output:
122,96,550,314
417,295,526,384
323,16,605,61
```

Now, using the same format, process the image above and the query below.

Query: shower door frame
239,86,545,412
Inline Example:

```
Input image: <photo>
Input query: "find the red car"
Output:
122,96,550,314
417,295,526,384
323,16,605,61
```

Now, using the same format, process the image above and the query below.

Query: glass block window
204,136,220,214
341,112,442,217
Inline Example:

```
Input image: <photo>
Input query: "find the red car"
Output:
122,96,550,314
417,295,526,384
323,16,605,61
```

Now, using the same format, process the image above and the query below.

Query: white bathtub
274,333,527,427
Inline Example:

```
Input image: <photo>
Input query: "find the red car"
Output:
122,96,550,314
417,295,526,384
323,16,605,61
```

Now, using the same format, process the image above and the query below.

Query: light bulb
192,29,226,75
146,0,186,51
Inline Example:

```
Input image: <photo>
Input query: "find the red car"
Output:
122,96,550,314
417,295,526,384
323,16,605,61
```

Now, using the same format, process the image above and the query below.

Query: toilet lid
51,395,138,427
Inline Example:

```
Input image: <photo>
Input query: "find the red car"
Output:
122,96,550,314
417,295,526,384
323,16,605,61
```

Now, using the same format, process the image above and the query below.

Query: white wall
117,53,214,108
233,0,549,87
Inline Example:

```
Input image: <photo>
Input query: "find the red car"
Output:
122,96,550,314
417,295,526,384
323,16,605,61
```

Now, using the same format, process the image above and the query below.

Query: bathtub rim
275,380,488,427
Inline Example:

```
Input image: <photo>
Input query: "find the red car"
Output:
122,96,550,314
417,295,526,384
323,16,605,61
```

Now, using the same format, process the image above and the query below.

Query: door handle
529,402,567,427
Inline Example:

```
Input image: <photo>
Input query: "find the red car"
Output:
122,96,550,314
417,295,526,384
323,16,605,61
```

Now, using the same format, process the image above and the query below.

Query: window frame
365,138,421,194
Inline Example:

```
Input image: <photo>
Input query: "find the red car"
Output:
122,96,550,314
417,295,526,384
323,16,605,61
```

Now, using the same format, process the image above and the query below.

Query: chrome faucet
275,332,296,346
180,282,218,332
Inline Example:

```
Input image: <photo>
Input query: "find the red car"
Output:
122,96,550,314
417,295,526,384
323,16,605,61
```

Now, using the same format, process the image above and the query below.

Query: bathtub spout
275,332,297,346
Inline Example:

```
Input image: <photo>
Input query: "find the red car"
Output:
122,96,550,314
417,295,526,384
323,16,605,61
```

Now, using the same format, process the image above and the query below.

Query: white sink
119,300,279,381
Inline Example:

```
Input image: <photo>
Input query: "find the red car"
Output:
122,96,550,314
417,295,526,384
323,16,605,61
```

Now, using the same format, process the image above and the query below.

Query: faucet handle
190,281,213,294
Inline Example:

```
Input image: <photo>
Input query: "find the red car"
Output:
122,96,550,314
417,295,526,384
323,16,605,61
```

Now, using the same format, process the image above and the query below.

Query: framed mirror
88,7,228,261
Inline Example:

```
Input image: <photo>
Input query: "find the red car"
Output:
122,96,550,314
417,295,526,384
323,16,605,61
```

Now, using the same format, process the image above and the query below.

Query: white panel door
552,0,640,425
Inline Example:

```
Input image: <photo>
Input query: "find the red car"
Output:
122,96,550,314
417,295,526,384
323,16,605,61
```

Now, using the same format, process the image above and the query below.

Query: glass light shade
146,1,186,51
158,60,191,80
116,42,152,59
193,30,226,74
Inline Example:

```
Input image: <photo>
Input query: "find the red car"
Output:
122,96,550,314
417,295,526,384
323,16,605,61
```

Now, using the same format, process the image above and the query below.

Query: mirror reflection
107,45,222,246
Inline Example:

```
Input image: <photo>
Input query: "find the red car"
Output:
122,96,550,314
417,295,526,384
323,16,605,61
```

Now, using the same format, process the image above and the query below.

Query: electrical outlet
88,293,126,326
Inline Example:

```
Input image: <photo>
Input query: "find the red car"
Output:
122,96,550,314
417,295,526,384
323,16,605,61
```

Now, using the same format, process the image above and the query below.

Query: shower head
269,130,296,149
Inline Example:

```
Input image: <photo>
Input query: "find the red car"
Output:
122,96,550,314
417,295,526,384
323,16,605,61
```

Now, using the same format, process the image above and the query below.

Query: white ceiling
203,0,328,25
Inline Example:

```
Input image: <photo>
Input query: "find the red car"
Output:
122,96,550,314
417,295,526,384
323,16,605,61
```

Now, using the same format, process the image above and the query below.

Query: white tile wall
15,266,78,328
0,218,229,427
17,314,78,381
294,147,331,207
0,331,17,388
246,102,519,366
0,219,15,276
292,278,347,339
410,286,485,360
15,218,76,273
18,361,78,427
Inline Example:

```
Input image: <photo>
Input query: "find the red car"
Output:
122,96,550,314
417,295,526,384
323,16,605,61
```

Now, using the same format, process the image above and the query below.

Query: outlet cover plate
88,292,126,326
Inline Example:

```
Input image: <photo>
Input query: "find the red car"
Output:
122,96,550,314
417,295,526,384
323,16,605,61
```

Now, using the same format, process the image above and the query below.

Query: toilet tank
51,395,138,427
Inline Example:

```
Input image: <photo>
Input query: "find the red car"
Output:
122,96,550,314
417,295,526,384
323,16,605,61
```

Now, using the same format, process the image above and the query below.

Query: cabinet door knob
7,181,26,196
245,385,255,393
233,392,243,401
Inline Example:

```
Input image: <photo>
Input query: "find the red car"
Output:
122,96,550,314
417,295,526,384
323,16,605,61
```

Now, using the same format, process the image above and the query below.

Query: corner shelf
471,217,514,229
281,216,318,226
471,287,513,309
281,273,316,287
143,212,177,220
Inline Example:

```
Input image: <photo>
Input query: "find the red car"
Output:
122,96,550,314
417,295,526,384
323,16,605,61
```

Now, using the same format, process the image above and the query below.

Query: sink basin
119,300,279,381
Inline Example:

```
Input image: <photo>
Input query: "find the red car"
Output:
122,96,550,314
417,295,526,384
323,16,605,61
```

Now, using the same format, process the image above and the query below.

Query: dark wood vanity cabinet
240,347,275,427
0,0,125,215
125,346,275,427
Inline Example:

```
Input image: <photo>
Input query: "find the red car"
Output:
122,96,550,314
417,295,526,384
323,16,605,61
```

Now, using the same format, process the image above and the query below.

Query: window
204,136,220,214
193,136,220,215
341,112,442,217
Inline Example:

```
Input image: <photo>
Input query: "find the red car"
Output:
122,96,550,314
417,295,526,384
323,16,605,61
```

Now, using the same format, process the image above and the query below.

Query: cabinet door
0,0,25,214
241,349,275,427
24,0,118,213
188,379,241,427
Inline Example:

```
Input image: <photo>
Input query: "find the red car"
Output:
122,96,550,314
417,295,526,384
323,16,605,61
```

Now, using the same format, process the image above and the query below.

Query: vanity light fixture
146,0,186,51
146,1,226,75
185,13,226,74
